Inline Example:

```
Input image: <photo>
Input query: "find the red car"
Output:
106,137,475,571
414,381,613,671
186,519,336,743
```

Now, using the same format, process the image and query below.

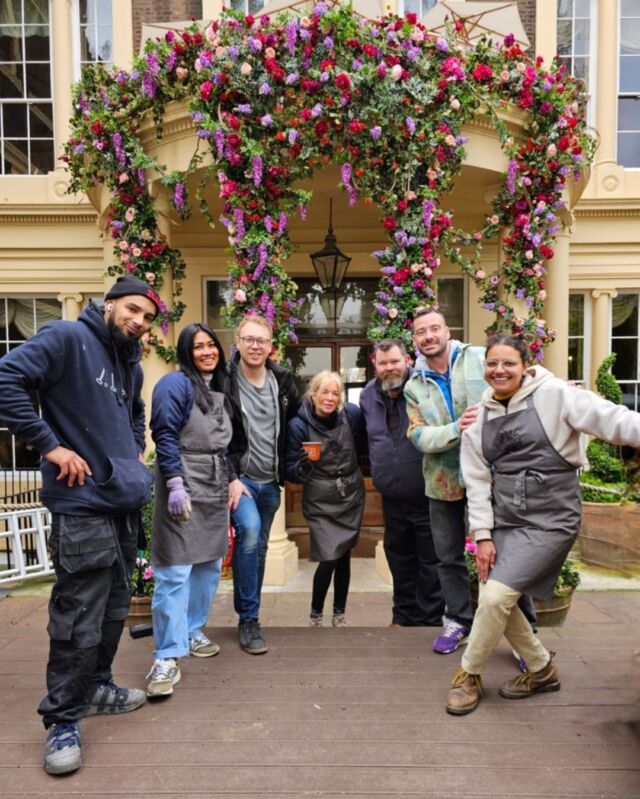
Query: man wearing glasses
227,315,300,654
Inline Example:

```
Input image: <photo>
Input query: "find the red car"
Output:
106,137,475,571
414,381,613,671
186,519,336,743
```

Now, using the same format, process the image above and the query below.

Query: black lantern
309,198,351,291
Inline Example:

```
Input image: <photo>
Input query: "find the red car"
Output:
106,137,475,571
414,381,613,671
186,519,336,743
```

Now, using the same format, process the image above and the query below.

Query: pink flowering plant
63,5,594,360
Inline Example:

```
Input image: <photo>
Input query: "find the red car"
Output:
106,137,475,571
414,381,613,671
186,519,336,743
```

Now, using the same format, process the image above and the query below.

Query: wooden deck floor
1,590,640,798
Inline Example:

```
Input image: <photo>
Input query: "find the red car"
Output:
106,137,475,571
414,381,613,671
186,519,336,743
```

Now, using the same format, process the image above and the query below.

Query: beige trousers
461,579,550,675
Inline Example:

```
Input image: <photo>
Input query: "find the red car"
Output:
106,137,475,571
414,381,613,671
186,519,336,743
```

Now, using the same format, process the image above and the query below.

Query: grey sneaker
332,614,347,627
86,680,146,715
189,633,220,658
309,614,323,627
146,658,181,698
43,722,82,775
238,619,268,654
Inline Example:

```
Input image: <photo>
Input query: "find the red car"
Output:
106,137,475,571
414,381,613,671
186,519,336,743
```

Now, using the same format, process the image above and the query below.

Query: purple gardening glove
166,476,191,519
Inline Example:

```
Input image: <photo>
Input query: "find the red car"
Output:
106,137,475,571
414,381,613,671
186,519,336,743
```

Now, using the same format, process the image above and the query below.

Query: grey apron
303,412,365,563
152,392,232,567
481,393,581,601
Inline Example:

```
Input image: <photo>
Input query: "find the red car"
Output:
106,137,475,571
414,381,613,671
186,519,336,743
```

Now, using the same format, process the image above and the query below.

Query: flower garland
63,6,594,361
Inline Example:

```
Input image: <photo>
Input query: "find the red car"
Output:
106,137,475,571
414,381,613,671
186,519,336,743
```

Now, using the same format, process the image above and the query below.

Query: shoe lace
443,621,465,638
191,634,210,647
51,723,80,750
146,659,174,680
94,680,126,699
510,672,533,689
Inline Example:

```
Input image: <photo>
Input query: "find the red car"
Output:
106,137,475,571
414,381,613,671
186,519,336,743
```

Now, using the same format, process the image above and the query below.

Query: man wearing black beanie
0,276,159,776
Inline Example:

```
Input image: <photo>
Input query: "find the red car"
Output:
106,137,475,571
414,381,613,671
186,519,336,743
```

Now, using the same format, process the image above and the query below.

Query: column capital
56,292,83,304
591,288,619,300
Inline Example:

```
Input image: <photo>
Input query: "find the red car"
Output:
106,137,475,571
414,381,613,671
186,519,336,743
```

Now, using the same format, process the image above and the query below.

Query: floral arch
64,4,594,362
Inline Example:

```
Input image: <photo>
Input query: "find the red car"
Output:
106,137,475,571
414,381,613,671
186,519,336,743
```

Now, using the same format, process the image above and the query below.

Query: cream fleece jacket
461,366,640,540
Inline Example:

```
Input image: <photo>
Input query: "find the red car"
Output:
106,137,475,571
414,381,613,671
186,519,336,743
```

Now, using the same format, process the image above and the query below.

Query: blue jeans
151,559,222,660
231,477,281,623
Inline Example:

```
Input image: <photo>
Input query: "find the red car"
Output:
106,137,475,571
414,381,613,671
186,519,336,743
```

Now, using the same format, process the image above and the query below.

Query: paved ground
1,562,640,798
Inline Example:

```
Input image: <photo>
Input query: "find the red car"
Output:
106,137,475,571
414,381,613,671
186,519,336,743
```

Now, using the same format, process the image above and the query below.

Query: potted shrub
465,538,581,627
128,495,154,625
579,355,640,572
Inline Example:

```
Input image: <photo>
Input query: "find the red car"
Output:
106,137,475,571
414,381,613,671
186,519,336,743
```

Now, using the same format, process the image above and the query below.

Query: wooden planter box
579,501,640,573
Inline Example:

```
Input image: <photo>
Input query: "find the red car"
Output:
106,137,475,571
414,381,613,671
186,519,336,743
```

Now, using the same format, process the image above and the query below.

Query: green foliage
579,472,626,503
585,439,625,483
594,353,623,405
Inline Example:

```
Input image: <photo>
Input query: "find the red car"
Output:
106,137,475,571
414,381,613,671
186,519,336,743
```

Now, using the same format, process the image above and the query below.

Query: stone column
263,494,299,586
595,0,619,168
590,289,618,392
543,215,573,379
57,292,83,321
51,0,73,164
112,0,134,67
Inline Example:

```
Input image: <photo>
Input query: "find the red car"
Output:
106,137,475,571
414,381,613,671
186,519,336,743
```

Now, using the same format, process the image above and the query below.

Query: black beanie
104,275,162,318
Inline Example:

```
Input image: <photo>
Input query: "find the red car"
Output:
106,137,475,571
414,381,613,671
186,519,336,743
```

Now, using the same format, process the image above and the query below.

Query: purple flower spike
422,199,434,230
251,155,263,189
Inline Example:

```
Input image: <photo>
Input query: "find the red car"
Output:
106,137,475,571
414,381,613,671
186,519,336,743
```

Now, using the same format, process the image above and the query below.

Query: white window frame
71,0,113,82
0,0,54,175
556,0,598,128
568,290,590,386
617,0,640,169
398,0,438,17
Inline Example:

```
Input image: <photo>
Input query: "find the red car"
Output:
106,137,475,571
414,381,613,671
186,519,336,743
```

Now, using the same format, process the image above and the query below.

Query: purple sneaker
433,621,470,654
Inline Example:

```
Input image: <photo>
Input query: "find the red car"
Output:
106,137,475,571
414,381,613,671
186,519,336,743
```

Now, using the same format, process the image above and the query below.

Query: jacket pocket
90,457,153,513
58,514,118,573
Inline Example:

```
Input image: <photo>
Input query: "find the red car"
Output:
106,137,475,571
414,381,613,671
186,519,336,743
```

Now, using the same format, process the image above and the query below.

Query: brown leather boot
498,657,560,699
445,667,483,715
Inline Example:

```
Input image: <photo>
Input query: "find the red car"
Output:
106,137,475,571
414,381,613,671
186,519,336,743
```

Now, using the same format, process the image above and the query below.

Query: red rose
471,64,493,82
335,72,351,90
199,80,214,100
382,216,397,232
314,120,329,138
391,267,411,285
405,12,417,24
557,135,571,151
90,121,104,135
347,120,366,134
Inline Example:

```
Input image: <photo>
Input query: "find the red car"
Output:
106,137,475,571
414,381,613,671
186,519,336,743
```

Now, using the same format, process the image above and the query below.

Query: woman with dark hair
145,323,246,698
445,334,640,715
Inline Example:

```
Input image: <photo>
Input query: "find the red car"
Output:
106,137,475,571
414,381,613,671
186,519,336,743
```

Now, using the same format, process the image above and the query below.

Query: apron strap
513,469,545,509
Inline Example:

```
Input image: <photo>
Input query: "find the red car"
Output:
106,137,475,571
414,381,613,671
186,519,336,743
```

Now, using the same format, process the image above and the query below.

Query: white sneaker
146,658,181,698
189,633,220,658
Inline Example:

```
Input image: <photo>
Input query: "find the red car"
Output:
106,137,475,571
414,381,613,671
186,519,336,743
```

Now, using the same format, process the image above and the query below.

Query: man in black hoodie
0,276,160,776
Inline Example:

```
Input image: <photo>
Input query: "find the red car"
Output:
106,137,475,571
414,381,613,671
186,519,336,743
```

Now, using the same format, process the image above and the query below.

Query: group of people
2,277,640,778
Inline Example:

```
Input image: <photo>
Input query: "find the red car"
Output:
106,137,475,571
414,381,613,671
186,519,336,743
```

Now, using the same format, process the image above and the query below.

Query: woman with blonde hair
285,371,366,626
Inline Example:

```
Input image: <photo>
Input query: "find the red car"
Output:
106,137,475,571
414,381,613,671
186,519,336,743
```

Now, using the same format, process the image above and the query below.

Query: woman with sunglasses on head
445,334,640,715
145,323,246,699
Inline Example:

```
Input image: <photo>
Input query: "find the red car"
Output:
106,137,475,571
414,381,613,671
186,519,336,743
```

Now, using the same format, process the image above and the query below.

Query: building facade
1,0,639,576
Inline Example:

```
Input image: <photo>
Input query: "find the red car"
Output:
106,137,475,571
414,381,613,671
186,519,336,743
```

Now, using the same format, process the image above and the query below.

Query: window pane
96,1,111,25
29,137,53,174
26,62,50,98
622,0,640,16
618,132,640,167
404,0,421,14
0,1,24,25
556,19,572,55
568,338,583,381
3,137,28,173
618,97,640,130
29,101,52,136
79,0,90,24
96,26,111,62
5,101,27,136
612,339,638,380
24,0,49,25
80,25,96,62
574,0,590,16
613,294,638,335
569,294,584,335
438,278,464,336
620,56,640,92
285,346,332,396
248,0,265,15
557,0,573,18
24,27,49,60
620,19,640,54
0,67,23,97
0,27,22,61
573,56,588,81
573,18,590,55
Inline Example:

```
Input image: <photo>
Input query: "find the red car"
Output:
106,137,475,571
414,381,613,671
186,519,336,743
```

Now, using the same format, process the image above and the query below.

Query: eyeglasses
238,335,271,348
484,360,521,369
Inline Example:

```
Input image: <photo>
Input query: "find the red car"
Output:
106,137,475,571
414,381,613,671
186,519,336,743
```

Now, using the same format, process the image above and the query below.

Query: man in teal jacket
404,308,485,654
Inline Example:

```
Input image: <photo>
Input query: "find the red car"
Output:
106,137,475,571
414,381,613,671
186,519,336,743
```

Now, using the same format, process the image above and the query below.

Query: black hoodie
0,302,152,515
